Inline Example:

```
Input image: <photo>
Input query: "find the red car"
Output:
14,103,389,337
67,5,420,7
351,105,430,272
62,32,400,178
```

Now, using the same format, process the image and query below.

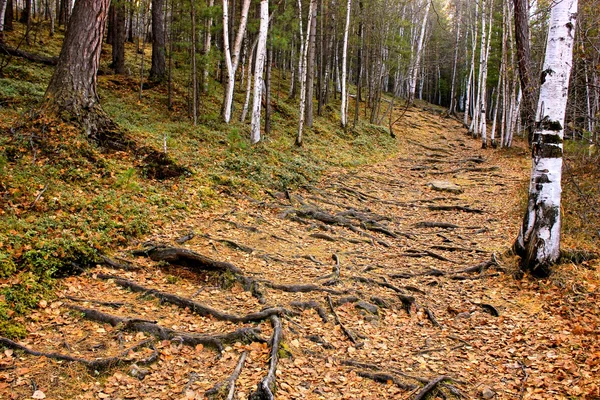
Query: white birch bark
296,0,316,146
448,0,461,115
0,0,7,36
250,0,269,144
203,0,214,93
222,0,251,123
408,0,430,101
340,0,352,128
464,1,478,126
479,0,493,147
240,39,257,122
515,0,577,275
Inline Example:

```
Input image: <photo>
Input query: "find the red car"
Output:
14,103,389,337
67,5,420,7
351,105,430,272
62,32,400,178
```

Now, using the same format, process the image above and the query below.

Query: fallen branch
249,316,283,400
100,255,141,271
206,351,248,400
0,43,58,65
0,337,156,371
68,304,265,352
357,370,414,390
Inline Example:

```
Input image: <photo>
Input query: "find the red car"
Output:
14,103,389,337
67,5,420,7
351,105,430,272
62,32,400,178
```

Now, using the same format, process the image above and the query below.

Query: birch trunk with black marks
222,0,251,123
296,0,316,146
340,0,351,128
408,0,430,102
515,0,577,276
249,0,268,144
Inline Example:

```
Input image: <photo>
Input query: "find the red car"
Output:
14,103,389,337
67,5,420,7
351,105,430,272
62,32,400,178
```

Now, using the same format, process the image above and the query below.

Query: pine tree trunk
191,0,198,125
4,0,12,32
250,0,268,144
42,0,113,138
514,0,577,276
111,3,126,75
513,0,535,146
149,0,167,82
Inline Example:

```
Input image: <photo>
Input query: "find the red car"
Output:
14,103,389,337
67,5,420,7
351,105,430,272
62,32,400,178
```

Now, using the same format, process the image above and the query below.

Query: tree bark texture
250,0,268,144
515,0,577,276
43,0,113,136
149,0,167,82
513,0,535,145
111,2,126,75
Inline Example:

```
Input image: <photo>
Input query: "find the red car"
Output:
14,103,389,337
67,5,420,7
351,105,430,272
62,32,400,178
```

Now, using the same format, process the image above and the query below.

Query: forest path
3,108,599,400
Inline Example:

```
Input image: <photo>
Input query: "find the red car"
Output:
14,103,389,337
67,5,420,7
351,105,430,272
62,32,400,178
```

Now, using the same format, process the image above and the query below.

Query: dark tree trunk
111,3,126,74
513,0,535,146
353,0,363,128
4,0,13,31
127,0,134,42
106,5,115,45
149,0,166,82
42,0,114,136
20,0,30,23
304,2,317,127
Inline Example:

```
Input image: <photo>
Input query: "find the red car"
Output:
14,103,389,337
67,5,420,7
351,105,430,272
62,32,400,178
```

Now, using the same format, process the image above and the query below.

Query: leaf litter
1,109,599,399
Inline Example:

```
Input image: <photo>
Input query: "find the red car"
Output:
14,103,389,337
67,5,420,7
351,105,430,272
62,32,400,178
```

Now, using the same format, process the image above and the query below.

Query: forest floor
2,106,599,400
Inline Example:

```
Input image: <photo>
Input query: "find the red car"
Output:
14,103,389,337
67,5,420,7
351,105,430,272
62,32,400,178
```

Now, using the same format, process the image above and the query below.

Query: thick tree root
65,295,126,309
427,205,484,213
68,304,265,352
249,316,283,400
0,337,157,372
350,276,415,313
403,248,456,263
414,221,460,229
290,301,328,322
206,351,248,400
100,255,141,271
97,274,290,323
356,370,415,390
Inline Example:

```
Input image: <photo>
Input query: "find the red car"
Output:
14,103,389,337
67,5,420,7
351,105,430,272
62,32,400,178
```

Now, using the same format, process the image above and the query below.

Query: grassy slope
0,23,395,338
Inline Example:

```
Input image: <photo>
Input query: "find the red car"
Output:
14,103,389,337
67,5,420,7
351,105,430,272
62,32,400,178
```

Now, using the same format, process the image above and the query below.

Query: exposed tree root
327,295,359,345
100,255,141,271
0,337,157,372
262,281,347,295
249,316,283,400
97,274,290,323
357,370,414,390
403,248,456,263
351,276,415,313
431,244,489,254
65,296,126,309
424,307,441,327
415,221,460,229
414,375,453,400
206,351,248,400
427,205,484,214
68,304,265,352
202,234,254,253
290,301,329,322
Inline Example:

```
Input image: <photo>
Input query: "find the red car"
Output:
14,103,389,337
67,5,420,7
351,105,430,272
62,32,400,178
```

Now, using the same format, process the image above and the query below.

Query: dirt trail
3,108,599,400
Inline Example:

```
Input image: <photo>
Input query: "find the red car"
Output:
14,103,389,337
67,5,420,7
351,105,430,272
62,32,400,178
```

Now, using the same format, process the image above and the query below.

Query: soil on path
2,108,599,400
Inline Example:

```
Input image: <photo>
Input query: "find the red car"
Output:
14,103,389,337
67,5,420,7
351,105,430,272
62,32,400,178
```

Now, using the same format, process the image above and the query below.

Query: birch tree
514,0,578,276
222,0,252,123
340,0,352,128
250,0,269,144
408,0,430,101
296,0,316,146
